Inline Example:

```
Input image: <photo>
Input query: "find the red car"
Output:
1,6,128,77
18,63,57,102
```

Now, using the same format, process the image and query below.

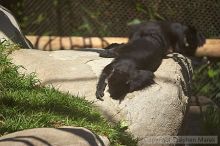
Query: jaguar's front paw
96,90,104,101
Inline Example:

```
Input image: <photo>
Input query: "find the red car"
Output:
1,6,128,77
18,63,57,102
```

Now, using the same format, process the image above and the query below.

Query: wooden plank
26,35,220,57
26,35,128,51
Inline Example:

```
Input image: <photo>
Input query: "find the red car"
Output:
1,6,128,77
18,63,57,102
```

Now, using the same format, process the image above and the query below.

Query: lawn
0,42,137,146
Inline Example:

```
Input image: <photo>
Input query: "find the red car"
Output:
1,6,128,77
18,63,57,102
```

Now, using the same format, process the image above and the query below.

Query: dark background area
1,0,220,38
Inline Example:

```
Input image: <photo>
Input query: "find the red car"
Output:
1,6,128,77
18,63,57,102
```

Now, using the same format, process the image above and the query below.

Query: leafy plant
192,61,220,139
193,62,220,105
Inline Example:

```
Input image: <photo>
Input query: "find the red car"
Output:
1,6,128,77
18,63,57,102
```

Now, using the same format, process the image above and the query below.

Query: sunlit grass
0,42,137,146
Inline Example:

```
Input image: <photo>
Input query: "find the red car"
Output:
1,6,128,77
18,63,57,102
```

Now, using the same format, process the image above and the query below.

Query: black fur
100,21,206,57
96,21,206,101
96,38,163,100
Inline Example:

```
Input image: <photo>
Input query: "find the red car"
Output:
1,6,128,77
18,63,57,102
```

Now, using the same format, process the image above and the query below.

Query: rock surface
9,49,192,146
0,5,32,48
0,126,110,146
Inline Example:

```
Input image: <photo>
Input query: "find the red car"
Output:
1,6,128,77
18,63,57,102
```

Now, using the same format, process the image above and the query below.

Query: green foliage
135,2,165,21
127,2,166,27
193,62,220,100
192,62,220,138
127,19,142,26
0,43,137,146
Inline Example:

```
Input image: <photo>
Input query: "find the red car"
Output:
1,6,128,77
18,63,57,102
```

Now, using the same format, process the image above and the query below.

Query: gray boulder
0,5,33,48
9,49,192,146
0,126,110,146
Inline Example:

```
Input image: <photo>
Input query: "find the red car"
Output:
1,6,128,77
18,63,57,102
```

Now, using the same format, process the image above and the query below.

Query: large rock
9,49,192,146
0,5,33,48
0,126,110,146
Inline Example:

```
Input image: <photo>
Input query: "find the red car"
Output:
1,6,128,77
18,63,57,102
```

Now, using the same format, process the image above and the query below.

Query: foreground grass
0,43,137,146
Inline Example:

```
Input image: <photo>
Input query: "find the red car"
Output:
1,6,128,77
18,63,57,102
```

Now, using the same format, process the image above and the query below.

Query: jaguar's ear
182,25,190,47
196,31,206,47
182,25,206,56
128,70,155,92
187,25,206,47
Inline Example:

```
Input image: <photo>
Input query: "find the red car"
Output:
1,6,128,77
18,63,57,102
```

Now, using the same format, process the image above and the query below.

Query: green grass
0,42,137,146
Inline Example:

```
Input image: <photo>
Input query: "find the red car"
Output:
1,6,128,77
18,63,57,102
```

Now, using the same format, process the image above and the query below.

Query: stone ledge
0,126,110,146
